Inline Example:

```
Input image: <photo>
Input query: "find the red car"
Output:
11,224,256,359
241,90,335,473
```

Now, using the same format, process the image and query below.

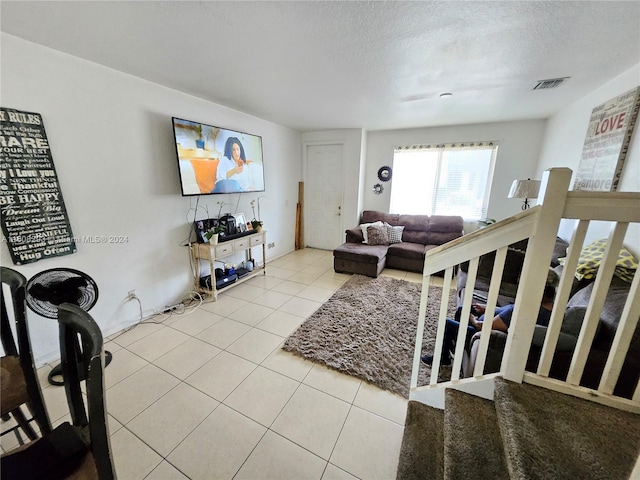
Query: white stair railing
410,167,640,414
409,202,547,408
525,190,640,411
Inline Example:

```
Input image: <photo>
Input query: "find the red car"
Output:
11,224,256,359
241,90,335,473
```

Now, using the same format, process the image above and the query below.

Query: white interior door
305,144,344,250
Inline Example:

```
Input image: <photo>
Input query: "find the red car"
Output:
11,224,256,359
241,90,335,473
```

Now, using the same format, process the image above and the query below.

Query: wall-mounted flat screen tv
172,117,265,196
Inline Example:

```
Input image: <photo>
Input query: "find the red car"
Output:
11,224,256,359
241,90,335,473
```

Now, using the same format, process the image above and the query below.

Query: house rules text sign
0,107,76,264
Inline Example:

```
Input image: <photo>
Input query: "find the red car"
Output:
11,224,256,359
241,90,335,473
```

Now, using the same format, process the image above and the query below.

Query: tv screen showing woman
172,117,265,196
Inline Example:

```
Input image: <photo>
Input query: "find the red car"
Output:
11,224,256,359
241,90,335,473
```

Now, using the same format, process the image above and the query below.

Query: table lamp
508,179,541,210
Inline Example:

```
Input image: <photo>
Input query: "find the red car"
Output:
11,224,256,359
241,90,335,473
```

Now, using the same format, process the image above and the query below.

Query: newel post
502,167,572,383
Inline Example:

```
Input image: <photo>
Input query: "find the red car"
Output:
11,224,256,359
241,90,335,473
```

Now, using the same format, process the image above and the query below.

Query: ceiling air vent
532,77,569,90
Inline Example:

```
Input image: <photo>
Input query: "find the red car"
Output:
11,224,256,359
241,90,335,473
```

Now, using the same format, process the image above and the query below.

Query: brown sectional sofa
333,210,464,277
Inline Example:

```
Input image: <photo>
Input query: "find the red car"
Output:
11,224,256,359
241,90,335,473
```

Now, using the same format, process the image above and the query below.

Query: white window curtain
389,142,497,220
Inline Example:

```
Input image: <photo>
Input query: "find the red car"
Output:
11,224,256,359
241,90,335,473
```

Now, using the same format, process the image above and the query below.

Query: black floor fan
25,268,112,386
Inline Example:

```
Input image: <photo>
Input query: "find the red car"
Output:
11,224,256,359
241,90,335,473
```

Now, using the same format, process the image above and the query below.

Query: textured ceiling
2,1,639,132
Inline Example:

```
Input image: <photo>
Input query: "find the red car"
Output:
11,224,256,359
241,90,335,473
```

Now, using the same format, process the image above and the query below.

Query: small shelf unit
189,230,266,301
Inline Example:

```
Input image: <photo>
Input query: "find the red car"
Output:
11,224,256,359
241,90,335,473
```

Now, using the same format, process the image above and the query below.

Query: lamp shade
508,179,541,199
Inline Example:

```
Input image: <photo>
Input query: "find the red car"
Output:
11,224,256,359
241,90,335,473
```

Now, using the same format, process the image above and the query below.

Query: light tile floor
2,248,438,480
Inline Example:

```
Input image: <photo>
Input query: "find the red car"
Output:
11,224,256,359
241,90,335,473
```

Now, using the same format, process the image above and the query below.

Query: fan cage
25,268,99,319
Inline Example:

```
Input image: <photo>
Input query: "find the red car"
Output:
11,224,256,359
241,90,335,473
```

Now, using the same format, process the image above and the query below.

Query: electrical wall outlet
127,290,136,301
268,242,275,249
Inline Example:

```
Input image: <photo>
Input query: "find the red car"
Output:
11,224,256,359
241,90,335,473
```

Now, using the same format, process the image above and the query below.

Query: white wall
364,120,548,229
1,34,302,364
536,64,640,255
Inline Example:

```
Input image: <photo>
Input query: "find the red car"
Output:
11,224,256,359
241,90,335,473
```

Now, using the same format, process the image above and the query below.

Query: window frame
389,142,498,220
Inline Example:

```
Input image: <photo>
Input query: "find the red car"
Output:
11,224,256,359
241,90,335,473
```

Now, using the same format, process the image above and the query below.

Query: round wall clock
377,166,392,182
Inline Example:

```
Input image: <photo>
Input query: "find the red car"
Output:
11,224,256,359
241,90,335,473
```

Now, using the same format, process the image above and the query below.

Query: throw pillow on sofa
559,238,638,283
384,222,404,244
360,221,384,244
367,225,389,246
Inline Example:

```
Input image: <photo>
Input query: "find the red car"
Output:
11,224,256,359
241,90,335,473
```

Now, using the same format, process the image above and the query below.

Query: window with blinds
389,143,497,220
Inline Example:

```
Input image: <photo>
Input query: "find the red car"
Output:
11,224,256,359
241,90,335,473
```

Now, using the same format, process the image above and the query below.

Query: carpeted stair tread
494,378,640,480
396,400,444,480
444,389,509,480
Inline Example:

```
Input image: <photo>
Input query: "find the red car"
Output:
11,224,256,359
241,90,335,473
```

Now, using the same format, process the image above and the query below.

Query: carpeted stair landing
396,377,640,480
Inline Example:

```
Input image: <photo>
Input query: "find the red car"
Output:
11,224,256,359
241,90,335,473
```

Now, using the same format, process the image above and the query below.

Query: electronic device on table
219,214,236,235
235,267,250,278
199,261,246,290
193,218,253,244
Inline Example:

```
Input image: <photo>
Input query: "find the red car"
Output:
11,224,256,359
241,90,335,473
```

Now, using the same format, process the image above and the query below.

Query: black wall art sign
0,107,76,265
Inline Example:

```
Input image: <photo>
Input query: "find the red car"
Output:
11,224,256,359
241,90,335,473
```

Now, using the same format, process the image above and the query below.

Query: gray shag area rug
282,274,457,398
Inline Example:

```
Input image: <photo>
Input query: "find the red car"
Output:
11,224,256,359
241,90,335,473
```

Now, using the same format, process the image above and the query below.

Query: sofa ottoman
386,242,430,272
333,243,387,277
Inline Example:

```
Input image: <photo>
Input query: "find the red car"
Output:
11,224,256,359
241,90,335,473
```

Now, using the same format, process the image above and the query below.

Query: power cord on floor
106,290,206,344
176,291,204,315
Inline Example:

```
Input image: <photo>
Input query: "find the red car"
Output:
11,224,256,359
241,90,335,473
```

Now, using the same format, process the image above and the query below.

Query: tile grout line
39,254,405,479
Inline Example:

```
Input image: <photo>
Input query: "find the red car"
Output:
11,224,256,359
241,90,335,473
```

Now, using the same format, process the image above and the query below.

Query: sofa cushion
462,236,569,281
567,275,631,345
402,230,430,244
531,306,591,352
560,306,589,338
387,242,426,260
426,231,462,245
398,214,431,231
361,211,400,225
429,215,464,233
345,227,364,243
461,247,527,284
333,243,387,264
502,248,527,284
532,326,579,352
367,225,389,246
398,214,430,245
505,237,569,267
